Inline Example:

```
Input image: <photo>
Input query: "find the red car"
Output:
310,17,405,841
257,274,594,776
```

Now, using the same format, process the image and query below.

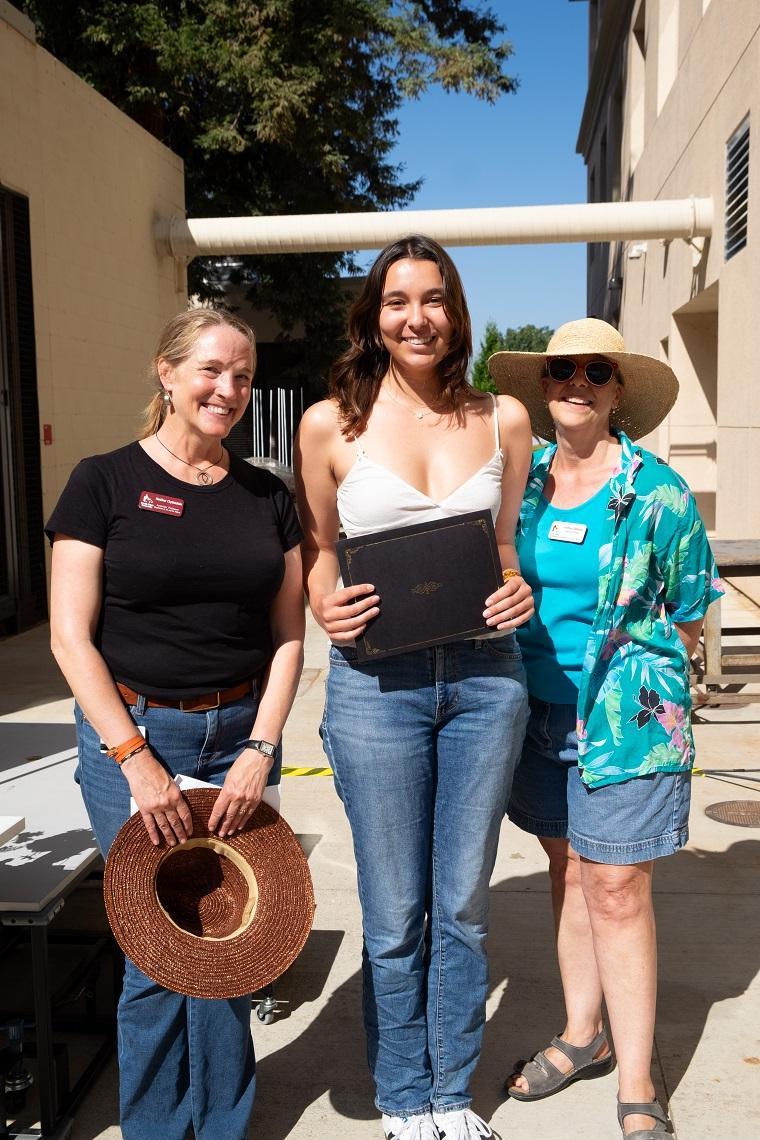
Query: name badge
138,490,185,517
548,520,587,544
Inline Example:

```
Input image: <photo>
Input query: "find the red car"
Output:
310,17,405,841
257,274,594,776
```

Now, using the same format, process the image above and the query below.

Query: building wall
577,0,760,579
0,3,186,524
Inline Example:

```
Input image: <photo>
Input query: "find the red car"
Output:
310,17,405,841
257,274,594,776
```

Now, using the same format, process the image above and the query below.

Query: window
657,0,679,115
629,2,646,169
0,186,47,629
589,166,597,263
725,117,749,260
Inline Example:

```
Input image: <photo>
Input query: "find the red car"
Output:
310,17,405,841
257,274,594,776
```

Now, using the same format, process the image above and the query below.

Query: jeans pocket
480,633,522,661
329,643,358,667
76,703,92,728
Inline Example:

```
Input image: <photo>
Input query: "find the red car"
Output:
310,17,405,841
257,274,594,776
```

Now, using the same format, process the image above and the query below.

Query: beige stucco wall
579,0,760,600
584,0,759,531
617,0,760,543
0,4,187,523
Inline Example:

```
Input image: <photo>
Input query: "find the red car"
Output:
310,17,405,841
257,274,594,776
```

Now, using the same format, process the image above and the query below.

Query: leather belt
116,679,254,713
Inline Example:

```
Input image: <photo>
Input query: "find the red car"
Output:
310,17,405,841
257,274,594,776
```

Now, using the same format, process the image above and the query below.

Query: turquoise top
518,482,608,703
517,431,724,788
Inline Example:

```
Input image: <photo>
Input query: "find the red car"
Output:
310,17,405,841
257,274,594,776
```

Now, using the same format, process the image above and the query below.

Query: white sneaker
432,1108,493,1139
383,1111,439,1140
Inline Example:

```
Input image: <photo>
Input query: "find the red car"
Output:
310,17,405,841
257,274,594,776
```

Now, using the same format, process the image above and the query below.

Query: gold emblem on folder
411,581,442,596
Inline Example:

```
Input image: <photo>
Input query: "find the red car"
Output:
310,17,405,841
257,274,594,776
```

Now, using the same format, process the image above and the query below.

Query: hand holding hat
104,788,315,999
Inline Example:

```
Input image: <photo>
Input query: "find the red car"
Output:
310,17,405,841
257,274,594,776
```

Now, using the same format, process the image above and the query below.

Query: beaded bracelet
502,568,520,584
106,733,148,766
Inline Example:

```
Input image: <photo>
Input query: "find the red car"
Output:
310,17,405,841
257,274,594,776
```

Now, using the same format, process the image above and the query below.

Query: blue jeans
321,637,528,1116
75,693,279,1140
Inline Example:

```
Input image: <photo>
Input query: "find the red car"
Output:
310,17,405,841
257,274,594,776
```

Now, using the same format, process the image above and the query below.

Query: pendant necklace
384,386,443,421
155,433,224,485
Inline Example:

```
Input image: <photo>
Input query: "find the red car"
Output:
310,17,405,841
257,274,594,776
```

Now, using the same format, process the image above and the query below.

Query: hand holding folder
335,510,503,661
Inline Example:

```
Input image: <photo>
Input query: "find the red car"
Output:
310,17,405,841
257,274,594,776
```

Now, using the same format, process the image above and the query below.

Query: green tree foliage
20,1,517,391
501,324,554,352
471,322,553,392
470,320,503,393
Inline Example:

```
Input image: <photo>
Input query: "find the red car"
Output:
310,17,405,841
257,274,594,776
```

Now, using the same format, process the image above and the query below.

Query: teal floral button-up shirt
517,431,724,788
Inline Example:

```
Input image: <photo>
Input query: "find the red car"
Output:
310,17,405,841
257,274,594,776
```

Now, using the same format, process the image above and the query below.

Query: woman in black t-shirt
46,309,304,1140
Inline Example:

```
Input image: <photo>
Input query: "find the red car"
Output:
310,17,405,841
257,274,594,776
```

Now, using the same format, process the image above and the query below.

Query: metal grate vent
725,117,749,260
705,799,760,828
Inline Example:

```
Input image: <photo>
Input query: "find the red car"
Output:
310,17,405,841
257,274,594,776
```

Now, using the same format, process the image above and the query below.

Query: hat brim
487,350,679,443
104,788,315,999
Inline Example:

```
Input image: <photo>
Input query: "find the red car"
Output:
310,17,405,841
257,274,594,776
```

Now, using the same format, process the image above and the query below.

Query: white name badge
548,520,588,544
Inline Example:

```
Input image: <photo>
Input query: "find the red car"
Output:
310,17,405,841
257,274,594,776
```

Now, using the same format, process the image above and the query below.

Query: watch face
254,740,276,758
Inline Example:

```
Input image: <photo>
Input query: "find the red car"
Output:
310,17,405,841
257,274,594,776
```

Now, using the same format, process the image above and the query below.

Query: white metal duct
155,197,713,258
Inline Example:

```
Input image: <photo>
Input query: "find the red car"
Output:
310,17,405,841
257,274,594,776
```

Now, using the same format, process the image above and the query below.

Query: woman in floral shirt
488,319,722,1140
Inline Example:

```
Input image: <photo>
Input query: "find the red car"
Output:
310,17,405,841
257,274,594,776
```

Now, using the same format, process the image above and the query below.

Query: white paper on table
130,772,282,816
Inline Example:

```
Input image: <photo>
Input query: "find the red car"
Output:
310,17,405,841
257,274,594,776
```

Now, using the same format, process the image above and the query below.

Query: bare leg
581,858,658,1135
509,838,609,1093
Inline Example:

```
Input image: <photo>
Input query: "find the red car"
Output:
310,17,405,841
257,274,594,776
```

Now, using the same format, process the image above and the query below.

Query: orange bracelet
106,734,147,766
502,568,520,584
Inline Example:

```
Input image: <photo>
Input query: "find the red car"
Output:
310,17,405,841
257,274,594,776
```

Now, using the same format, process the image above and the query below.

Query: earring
162,390,172,405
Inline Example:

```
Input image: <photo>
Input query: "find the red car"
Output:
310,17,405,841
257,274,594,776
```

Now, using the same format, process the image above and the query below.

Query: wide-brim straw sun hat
487,317,679,443
103,788,315,999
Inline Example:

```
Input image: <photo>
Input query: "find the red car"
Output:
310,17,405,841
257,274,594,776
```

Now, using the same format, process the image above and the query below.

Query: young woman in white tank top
295,235,534,1140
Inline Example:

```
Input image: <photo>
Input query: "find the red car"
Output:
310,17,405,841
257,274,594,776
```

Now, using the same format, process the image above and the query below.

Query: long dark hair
329,235,473,438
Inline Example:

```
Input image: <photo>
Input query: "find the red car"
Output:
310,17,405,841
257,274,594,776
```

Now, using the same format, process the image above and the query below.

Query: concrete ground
1,588,759,1139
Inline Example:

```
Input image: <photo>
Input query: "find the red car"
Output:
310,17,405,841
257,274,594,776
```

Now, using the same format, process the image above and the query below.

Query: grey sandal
617,1099,670,1139
506,1028,614,1101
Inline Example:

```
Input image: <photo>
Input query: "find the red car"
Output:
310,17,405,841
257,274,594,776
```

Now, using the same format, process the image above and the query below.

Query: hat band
156,838,259,942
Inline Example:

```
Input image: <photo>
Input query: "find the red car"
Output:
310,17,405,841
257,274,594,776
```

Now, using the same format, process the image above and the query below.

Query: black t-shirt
45,443,302,698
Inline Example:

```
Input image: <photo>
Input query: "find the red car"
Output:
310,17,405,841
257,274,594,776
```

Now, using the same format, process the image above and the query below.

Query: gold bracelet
502,568,520,584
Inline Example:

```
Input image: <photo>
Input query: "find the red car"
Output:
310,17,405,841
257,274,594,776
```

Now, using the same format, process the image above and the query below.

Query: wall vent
725,117,749,260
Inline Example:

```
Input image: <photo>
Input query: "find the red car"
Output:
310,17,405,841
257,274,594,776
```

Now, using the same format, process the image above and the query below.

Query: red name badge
138,491,185,517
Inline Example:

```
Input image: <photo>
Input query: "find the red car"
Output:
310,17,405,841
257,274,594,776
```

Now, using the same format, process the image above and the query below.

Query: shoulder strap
352,432,366,458
490,392,501,450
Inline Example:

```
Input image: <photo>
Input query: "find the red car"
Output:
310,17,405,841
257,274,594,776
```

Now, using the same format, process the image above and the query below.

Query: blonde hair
140,309,257,438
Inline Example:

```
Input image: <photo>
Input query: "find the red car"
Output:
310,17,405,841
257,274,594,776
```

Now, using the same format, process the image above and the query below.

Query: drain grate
705,800,760,828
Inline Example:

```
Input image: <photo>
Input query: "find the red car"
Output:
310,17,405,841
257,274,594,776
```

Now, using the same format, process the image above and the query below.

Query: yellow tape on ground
282,765,333,777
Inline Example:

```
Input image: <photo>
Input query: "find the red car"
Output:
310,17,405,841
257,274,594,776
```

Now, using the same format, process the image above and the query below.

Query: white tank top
337,393,503,538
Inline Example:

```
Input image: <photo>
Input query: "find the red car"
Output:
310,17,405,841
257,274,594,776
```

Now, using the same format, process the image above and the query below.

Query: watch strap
243,738,277,758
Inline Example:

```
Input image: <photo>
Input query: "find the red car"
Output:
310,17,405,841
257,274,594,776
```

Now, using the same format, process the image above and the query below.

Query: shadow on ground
251,841,760,1137
0,624,71,716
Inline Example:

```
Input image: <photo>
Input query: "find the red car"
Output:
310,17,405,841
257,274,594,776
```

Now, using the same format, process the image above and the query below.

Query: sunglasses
546,357,618,386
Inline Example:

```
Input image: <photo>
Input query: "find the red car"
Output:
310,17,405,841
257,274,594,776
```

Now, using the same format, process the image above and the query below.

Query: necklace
384,386,444,421
154,433,224,485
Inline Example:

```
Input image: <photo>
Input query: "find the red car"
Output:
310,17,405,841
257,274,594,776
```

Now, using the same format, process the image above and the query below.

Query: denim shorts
507,696,691,865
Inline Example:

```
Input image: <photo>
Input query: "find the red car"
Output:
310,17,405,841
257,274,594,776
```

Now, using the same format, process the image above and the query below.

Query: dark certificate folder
335,510,502,661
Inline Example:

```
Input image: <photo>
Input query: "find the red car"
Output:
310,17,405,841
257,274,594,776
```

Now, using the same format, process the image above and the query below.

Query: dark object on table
336,510,502,662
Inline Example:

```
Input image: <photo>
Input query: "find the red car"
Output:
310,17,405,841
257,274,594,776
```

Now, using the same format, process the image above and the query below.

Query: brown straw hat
103,788,315,999
487,317,679,442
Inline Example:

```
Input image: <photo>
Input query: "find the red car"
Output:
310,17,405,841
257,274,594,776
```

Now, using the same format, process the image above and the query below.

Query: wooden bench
693,540,760,705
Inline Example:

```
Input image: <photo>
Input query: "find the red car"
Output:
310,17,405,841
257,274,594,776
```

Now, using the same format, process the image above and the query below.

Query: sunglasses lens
585,361,615,385
548,358,576,382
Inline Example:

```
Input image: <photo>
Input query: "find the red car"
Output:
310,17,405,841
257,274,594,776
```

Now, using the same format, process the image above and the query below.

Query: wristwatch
244,738,277,759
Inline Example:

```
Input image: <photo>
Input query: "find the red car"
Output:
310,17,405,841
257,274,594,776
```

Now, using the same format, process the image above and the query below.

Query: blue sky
375,0,590,355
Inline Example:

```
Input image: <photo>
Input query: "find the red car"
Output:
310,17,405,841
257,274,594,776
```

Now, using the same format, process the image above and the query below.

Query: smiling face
377,258,453,381
158,325,254,441
541,355,622,441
